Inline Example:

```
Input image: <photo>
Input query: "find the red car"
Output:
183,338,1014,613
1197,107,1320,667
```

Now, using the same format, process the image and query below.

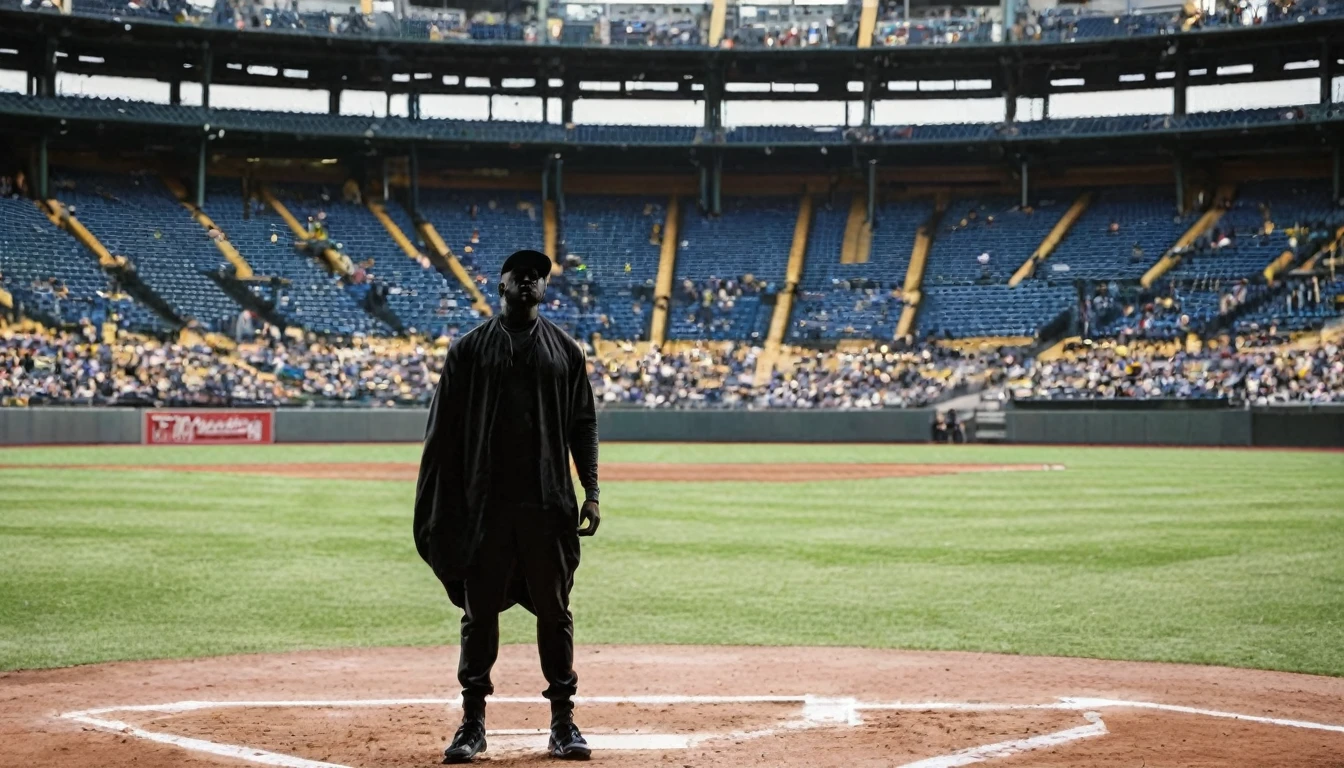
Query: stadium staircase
257,185,353,278
1140,183,1236,287
41,198,186,330
895,192,948,339
161,177,254,279
648,195,680,345
1008,191,1094,286
415,219,493,316
840,195,872,265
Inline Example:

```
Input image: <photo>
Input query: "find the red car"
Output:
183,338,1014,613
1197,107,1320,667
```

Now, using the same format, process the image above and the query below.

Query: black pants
458,503,577,711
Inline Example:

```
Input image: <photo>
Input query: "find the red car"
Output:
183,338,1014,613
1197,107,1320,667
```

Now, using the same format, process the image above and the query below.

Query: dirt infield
0,462,1062,482
7,645,1343,768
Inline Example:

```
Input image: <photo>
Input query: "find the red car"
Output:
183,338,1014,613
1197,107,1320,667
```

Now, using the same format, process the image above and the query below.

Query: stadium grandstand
1,0,1342,419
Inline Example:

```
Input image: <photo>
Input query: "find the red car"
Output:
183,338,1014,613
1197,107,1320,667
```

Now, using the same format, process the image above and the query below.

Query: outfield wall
1,407,1341,447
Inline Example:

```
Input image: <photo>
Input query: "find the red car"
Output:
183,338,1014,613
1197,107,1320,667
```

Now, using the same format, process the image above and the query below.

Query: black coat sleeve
568,346,600,503
413,345,456,570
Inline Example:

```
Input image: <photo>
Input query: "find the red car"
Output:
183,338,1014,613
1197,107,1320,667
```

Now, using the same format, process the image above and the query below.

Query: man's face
500,265,548,307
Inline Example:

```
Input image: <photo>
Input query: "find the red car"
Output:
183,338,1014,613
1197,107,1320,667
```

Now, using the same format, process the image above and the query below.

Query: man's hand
578,500,601,537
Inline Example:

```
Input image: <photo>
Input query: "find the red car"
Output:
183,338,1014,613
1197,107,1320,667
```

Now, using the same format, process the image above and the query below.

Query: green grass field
1,443,1342,676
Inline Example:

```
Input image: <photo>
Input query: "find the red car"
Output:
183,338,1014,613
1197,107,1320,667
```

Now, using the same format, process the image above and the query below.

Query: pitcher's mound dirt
0,462,1064,483
7,646,1343,768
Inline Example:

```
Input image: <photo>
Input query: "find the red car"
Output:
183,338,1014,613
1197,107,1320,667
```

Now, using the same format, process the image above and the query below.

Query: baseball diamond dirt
7,645,1344,767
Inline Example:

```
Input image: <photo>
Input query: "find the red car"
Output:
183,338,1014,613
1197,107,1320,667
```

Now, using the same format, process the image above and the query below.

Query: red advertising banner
143,410,274,445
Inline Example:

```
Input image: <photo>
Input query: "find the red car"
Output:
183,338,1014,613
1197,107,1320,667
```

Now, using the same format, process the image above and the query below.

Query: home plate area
27,646,1344,768
59,693,1344,768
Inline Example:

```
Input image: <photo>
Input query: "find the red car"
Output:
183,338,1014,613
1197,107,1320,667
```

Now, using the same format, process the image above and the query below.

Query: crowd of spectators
1,327,291,406
4,321,1341,408
19,0,1337,48
1004,337,1344,403
676,275,774,338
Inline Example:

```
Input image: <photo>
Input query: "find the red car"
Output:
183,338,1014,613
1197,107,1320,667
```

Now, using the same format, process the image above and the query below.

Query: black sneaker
548,721,591,760
442,719,487,764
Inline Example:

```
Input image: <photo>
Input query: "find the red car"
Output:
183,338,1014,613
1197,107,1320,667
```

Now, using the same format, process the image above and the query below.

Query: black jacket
414,314,600,612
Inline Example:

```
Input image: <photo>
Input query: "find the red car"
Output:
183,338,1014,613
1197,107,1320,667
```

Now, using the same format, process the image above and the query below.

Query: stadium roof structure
0,10,1340,104
0,10,1340,181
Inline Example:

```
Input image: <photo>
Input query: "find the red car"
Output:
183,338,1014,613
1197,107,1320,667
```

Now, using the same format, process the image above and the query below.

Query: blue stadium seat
1045,186,1197,281
559,196,665,340
919,283,1074,338
52,171,242,331
0,196,167,332
927,194,1072,286
669,197,795,341
789,196,931,342
201,179,389,336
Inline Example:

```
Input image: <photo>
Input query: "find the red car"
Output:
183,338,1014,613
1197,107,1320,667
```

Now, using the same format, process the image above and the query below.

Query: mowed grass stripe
0,445,1340,675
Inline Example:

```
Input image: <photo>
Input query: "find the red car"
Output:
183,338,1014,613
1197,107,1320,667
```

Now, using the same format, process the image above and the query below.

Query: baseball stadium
1,0,1343,765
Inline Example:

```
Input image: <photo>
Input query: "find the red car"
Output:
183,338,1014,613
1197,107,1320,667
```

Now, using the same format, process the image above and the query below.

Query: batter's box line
58,694,1344,768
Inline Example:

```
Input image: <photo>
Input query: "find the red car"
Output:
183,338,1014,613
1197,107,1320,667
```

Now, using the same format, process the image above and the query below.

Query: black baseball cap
500,249,552,276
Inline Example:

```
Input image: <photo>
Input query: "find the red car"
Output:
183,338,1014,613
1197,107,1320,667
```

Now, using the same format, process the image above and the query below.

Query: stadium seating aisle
51,171,242,331
926,194,1069,286
1045,186,1197,280
0,196,168,332
559,196,665,340
668,197,796,341
200,180,389,336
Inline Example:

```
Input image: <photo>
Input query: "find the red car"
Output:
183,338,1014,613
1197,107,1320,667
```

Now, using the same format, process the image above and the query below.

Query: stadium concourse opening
11,646,1344,767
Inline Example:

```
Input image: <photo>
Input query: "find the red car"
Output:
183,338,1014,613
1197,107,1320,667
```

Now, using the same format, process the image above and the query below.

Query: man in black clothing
415,249,601,764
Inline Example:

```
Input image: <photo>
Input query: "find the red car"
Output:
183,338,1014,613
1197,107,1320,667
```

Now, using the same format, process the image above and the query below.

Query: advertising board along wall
142,410,275,445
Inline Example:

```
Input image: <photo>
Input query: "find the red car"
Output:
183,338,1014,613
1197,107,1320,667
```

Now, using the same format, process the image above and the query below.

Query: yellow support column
1009,191,1093,286
839,195,871,264
1262,250,1296,284
857,0,878,47
257,185,309,239
417,221,493,316
648,195,680,346
708,0,727,46
163,177,254,279
895,194,947,339
0,285,12,310
543,201,560,274
43,200,121,268
368,200,424,262
764,195,813,351
1141,184,1236,288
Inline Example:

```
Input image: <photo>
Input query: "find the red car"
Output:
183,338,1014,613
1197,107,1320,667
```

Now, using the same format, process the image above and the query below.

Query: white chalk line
58,694,1344,768
897,712,1107,768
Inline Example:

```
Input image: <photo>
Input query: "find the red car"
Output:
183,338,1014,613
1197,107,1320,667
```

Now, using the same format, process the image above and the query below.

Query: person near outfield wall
414,248,601,764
